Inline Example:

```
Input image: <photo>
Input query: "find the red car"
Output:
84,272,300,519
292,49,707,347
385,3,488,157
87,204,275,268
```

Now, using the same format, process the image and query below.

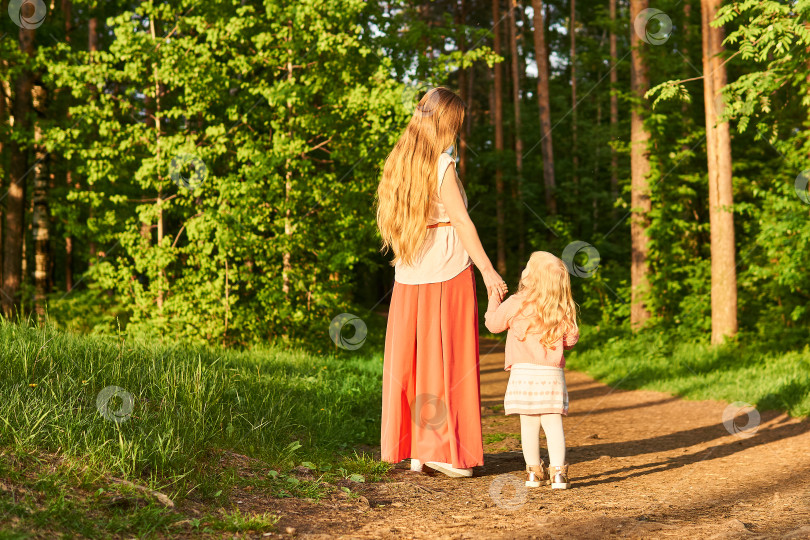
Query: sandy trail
262,338,810,539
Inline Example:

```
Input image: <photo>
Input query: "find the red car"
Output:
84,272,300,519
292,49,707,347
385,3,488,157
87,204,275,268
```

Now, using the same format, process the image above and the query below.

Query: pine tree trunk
150,17,165,310
609,0,619,206
508,0,526,263
457,0,469,179
33,84,50,321
491,0,507,276
3,27,36,317
63,0,73,291
88,16,98,261
569,0,578,189
531,0,556,215
282,22,294,299
701,0,737,343
629,0,652,328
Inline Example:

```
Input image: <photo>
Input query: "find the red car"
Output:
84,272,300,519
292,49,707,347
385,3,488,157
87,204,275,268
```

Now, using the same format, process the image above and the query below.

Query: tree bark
508,0,526,262
282,21,294,299
629,0,652,328
531,0,557,215
33,84,50,321
491,0,507,276
701,0,737,343
64,0,73,291
569,0,578,189
3,26,36,317
457,0,469,179
609,0,619,206
87,16,99,261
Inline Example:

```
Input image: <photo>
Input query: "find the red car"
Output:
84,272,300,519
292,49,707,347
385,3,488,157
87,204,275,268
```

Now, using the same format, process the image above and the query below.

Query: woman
377,87,507,477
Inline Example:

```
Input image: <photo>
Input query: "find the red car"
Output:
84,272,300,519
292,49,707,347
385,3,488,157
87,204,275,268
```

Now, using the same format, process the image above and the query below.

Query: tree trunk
3,26,36,318
457,0,469,179
531,0,556,215
491,0,507,276
569,0,578,189
88,16,99,261
508,0,526,262
629,0,652,328
150,17,166,310
64,0,73,291
33,84,50,321
65,231,73,292
282,21,294,299
609,0,619,206
701,0,737,343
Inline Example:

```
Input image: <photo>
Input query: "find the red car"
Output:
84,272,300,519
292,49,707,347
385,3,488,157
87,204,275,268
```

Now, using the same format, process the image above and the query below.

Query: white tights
520,413,566,468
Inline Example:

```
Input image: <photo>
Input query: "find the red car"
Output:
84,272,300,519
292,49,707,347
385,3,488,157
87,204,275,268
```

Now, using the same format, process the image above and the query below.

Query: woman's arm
440,165,507,300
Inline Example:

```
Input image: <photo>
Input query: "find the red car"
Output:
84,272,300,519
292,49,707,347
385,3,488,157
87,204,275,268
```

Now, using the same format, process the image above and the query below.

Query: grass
0,319,388,537
566,326,810,417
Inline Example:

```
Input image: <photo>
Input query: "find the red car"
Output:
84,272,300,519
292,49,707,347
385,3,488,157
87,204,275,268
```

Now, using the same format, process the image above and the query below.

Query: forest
0,0,808,345
2,0,809,347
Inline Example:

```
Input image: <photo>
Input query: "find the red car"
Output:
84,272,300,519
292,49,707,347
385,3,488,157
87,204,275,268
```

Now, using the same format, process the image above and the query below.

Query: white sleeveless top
394,152,473,285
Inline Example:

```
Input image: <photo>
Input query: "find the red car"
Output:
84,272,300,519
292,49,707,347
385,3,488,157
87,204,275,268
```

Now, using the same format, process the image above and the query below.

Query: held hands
482,268,508,302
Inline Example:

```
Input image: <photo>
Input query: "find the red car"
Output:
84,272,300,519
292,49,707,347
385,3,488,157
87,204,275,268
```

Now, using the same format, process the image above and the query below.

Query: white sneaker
424,461,473,478
410,459,423,472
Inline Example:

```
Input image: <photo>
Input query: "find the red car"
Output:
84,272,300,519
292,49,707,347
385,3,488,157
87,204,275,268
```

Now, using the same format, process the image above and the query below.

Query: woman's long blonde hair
516,251,579,348
376,87,465,265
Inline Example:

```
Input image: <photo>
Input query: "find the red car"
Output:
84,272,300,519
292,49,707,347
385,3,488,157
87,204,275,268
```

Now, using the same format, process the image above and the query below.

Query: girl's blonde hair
376,87,466,265
516,251,579,348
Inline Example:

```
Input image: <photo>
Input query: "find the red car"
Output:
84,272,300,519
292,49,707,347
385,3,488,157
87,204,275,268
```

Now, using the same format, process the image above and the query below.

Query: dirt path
266,339,810,539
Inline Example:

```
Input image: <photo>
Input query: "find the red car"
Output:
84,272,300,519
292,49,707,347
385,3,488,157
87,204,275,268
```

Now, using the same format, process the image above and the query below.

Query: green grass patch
567,327,810,417
0,318,386,537
483,433,521,445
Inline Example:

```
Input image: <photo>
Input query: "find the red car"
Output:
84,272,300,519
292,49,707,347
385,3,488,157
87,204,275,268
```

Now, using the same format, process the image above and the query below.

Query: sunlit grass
567,327,810,417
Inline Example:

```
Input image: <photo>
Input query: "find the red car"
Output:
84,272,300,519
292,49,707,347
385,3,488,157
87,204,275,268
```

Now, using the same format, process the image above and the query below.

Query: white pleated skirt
504,363,568,416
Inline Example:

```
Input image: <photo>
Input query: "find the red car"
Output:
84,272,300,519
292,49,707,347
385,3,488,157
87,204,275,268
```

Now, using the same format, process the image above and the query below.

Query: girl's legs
519,414,542,466
540,413,566,467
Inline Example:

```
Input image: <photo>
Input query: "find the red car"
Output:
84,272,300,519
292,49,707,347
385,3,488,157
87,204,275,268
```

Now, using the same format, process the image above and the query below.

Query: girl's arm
484,293,520,334
440,165,507,300
563,328,580,350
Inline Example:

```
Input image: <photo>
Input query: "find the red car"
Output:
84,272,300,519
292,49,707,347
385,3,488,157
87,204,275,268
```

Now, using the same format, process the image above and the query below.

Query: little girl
485,251,579,489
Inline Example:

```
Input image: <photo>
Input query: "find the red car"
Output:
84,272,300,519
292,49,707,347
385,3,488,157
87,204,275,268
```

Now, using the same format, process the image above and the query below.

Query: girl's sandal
525,462,550,488
549,464,571,489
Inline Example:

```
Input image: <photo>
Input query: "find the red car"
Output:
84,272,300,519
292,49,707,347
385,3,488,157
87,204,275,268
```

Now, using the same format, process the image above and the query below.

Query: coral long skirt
380,265,484,469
